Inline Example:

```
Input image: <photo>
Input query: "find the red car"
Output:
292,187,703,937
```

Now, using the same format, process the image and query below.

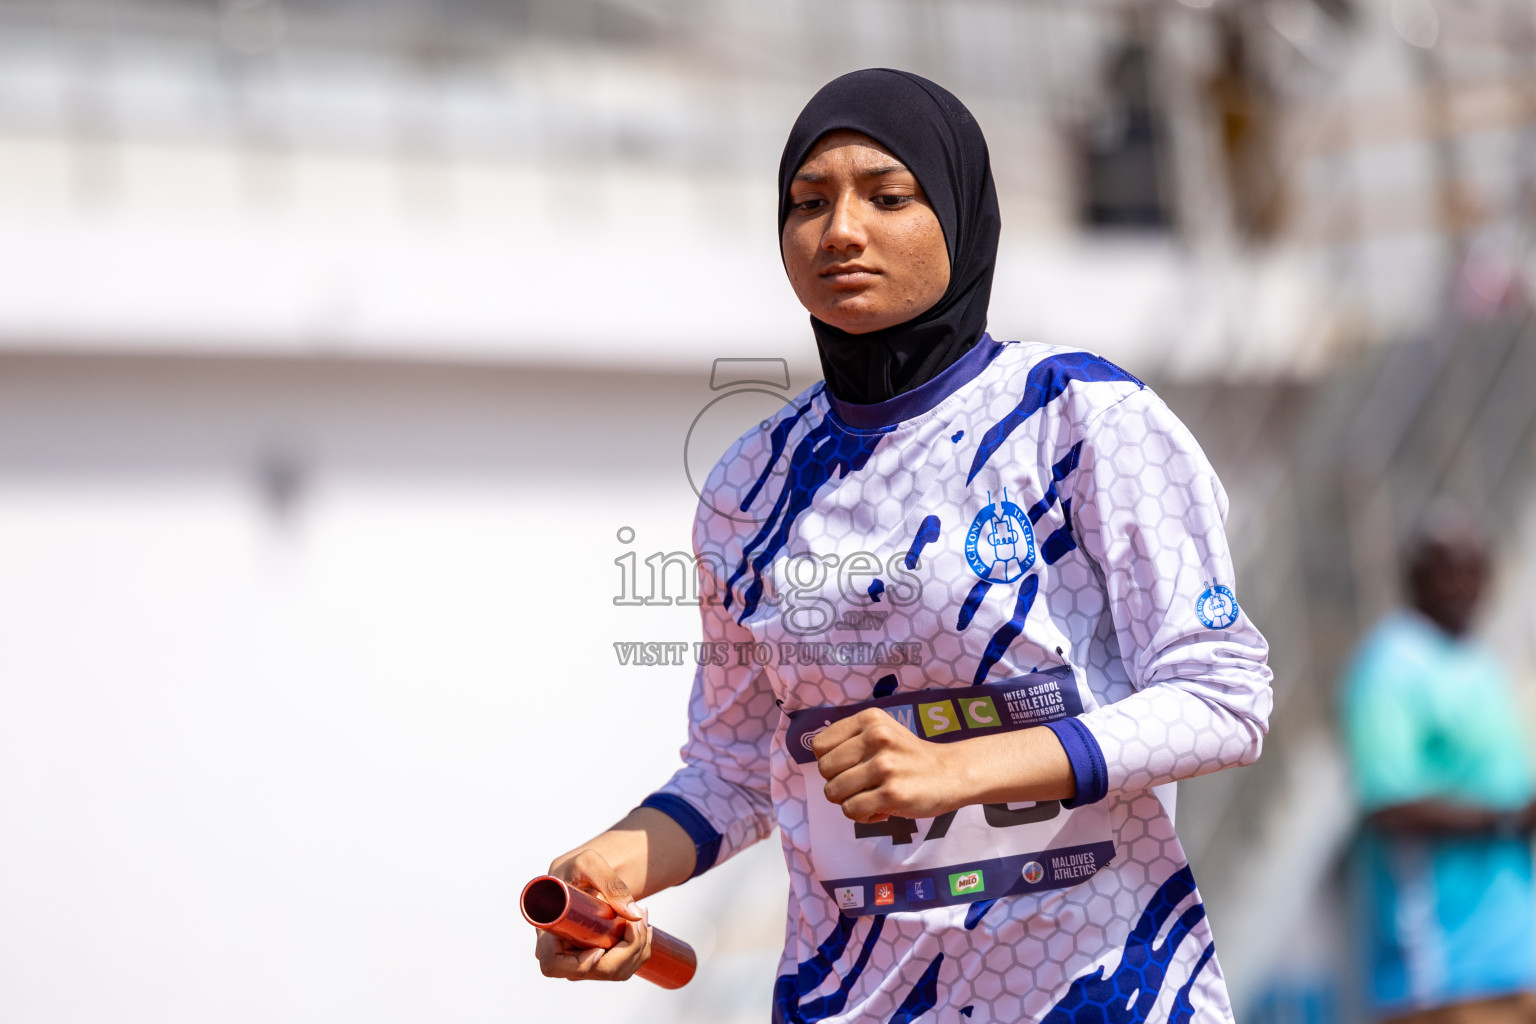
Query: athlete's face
781,131,951,335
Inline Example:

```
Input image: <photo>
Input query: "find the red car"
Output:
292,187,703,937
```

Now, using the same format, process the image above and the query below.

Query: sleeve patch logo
964,491,1036,583
1195,581,1240,630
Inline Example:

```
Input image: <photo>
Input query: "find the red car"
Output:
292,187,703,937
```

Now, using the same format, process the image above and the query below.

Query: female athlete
534,68,1272,1024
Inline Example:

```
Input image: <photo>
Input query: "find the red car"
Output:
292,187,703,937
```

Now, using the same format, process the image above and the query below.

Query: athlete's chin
813,295,909,335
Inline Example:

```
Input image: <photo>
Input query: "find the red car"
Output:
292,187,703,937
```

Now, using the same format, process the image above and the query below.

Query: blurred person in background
533,69,1272,1022
1342,516,1536,1024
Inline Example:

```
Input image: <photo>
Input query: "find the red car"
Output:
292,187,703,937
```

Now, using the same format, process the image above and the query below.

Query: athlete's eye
791,198,827,212
872,194,914,208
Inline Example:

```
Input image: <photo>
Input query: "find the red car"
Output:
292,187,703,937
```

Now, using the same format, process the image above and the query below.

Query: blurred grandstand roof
0,0,1530,377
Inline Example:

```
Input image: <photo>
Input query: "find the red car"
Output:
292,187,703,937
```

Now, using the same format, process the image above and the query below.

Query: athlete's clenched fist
811,707,1079,825
810,708,963,824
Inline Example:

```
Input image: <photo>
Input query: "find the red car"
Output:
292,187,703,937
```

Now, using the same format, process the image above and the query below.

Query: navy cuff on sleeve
1045,718,1108,808
639,793,722,878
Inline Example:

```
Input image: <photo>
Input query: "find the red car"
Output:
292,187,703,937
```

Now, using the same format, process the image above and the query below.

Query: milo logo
948,869,985,896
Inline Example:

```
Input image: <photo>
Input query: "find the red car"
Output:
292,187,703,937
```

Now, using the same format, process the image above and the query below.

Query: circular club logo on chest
965,498,1036,583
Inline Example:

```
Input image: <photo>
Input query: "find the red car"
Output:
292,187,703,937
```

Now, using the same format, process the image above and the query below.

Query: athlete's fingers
534,929,564,977
822,755,893,805
587,910,654,981
839,788,900,823
564,849,643,921
814,709,907,779
569,946,606,978
537,929,601,980
810,708,889,761
815,731,874,781
809,711,862,757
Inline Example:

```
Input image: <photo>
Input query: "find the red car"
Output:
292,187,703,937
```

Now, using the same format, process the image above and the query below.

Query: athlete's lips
820,262,880,287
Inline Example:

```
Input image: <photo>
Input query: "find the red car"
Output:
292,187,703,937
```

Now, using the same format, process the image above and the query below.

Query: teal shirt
1343,612,1536,1017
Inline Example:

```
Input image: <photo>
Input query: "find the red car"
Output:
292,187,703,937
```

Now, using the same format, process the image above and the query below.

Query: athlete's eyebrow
792,164,909,184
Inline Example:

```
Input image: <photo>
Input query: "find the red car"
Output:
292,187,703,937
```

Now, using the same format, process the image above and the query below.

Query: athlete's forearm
944,727,1077,809
550,807,698,901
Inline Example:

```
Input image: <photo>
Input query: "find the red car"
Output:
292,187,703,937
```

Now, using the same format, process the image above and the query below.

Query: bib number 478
852,801,1061,846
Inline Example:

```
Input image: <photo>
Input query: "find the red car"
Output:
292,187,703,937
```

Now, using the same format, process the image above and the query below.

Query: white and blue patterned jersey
641,336,1273,1023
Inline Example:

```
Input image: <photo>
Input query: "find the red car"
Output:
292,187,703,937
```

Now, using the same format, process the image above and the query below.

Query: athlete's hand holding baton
529,811,700,987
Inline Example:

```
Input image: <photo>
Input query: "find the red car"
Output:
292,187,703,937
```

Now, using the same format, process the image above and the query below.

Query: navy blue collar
825,334,1005,430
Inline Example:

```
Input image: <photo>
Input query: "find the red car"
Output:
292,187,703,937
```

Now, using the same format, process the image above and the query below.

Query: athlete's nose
822,190,867,254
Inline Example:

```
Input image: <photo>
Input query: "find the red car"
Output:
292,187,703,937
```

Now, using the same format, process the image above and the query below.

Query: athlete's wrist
934,734,993,812
933,738,988,813
942,728,1076,809
547,808,696,901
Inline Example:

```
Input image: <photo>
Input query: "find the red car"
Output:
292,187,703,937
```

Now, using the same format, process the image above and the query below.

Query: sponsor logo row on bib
834,869,1011,911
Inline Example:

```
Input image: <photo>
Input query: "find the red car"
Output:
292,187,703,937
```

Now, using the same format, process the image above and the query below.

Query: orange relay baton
520,875,698,989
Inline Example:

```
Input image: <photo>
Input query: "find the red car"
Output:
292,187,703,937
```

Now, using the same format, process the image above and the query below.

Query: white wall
0,354,792,1024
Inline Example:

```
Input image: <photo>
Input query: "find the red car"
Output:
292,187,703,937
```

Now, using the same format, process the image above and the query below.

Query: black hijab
778,69,1002,406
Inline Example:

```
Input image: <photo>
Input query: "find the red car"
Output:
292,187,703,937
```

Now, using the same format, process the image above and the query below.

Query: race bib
784,668,1115,915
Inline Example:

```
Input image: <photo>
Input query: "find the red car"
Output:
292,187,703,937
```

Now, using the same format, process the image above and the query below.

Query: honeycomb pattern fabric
649,339,1272,1023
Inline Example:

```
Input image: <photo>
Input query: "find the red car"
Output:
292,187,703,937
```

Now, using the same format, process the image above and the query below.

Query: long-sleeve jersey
642,336,1273,1023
